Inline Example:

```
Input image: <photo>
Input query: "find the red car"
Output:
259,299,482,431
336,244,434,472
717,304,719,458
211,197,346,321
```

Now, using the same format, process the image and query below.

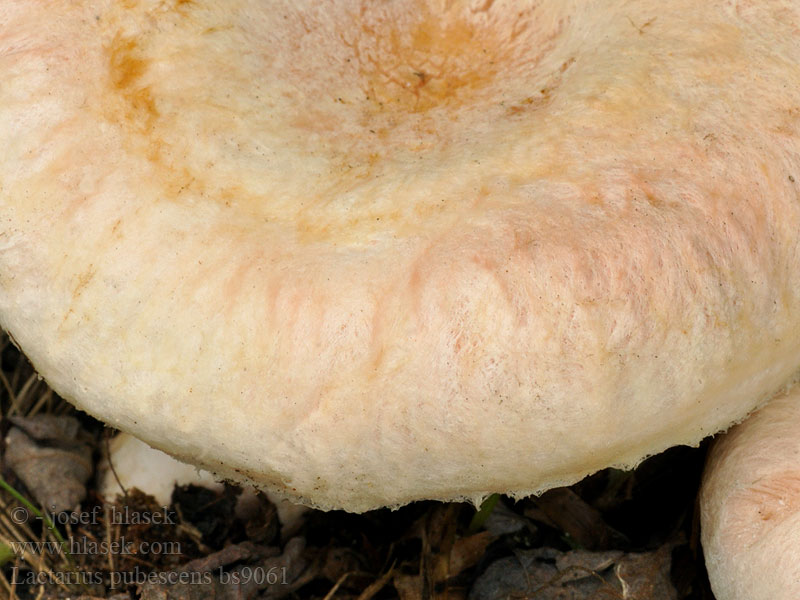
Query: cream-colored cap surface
701,383,800,600
1,0,800,511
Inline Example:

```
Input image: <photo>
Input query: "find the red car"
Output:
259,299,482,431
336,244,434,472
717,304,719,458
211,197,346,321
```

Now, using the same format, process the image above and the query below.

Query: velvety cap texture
701,382,800,600
1,0,800,511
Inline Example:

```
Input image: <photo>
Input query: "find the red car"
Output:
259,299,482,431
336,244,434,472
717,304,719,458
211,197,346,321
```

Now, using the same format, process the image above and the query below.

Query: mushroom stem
100,433,307,536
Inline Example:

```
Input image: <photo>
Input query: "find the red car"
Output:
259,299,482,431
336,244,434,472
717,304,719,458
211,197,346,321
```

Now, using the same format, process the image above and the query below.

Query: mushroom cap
701,382,800,600
1,0,800,511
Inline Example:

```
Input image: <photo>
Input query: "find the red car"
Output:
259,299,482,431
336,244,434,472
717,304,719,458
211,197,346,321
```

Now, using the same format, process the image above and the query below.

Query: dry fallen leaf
4,414,93,513
469,542,677,600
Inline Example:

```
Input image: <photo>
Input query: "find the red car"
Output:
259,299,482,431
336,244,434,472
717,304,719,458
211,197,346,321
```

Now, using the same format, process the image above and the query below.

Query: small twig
356,563,396,600
104,503,115,584
322,572,351,600
104,429,128,501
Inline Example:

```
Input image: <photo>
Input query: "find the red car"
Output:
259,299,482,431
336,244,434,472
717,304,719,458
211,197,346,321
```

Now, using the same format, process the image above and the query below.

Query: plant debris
4,414,94,513
469,543,677,600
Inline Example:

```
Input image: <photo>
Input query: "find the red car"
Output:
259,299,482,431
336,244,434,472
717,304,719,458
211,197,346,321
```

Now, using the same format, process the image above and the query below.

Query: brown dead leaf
468,542,678,600
422,504,459,598
449,532,494,577
179,540,279,573
243,493,280,545
555,550,624,582
532,488,628,550
356,566,395,600
322,546,363,582
483,499,531,536
615,543,676,600
8,414,84,441
4,414,93,512
393,574,423,600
